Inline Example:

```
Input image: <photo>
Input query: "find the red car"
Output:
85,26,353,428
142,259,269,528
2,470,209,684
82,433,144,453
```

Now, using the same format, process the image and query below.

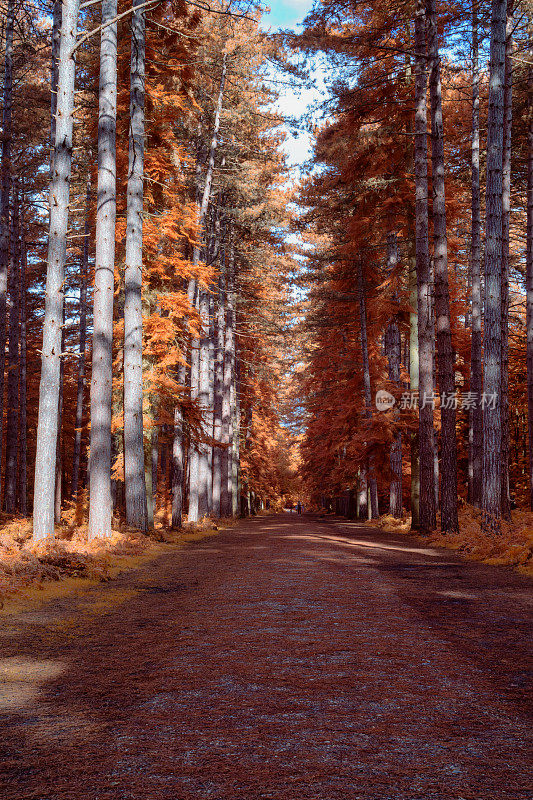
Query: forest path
0,513,532,800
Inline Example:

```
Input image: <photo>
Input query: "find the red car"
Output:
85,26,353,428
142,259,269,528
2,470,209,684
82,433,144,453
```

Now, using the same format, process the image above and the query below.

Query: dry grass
378,507,533,577
0,510,235,609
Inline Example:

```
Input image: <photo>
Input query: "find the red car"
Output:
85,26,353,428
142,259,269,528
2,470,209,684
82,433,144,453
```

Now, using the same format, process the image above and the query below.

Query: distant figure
297,501,302,515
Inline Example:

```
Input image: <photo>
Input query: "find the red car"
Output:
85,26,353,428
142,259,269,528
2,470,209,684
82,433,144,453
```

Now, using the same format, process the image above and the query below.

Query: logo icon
375,390,396,412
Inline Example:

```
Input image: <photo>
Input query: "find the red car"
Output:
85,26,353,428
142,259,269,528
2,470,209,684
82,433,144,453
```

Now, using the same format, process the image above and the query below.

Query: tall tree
500,0,513,520
357,259,379,519
482,0,507,533
414,0,436,532
33,0,80,540
469,0,483,508
188,55,226,522
4,185,20,512
71,176,90,500
426,0,458,532
0,0,15,504
89,0,118,538
526,61,533,509
124,0,149,531
386,233,402,518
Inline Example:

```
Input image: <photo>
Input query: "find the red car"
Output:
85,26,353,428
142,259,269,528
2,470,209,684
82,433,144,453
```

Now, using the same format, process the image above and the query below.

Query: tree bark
89,0,118,537
33,0,80,540
4,185,20,513
124,0,148,531
18,193,27,516
386,233,402,518
470,0,483,508
409,255,420,527
414,0,436,532
500,2,513,520
212,264,225,517
50,0,62,153
482,0,507,534
188,57,226,522
357,259,379,519
71,175,90,500
171,399,184,528
221,236,235,517
526,62,533,509
426,0,458,533
0,0,15,506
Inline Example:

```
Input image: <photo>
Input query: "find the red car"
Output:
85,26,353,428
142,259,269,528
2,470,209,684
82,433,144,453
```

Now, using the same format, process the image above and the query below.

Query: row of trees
0,0,296,540
295,0,532,533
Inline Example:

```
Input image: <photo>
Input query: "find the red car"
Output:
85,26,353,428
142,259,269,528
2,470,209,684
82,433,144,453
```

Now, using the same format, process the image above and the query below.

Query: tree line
0,0,296,539
295,0,532,533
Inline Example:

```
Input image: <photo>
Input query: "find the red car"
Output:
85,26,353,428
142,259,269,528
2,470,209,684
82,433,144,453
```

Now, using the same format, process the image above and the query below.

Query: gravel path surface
0,513,531,800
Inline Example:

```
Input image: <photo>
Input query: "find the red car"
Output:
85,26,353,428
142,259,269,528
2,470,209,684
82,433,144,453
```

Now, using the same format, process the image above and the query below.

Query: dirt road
1,513,531,800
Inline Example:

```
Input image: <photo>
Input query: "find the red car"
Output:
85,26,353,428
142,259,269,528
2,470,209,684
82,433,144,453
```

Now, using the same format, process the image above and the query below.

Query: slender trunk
207,292,215,515
500,2,513,520
358,467,368,521
18,195,27,516
188,58,226,521
526,62,533,509
426,0,459,532
171,398,184,528
50,0,62,154
470,0,483,507
357,259,379,519
124,0,148,531
89,0,118,537
386,233,402,518
409,255,420,526
71,176,90,499
54,324,65,524
414,0,436,532
151,422,158,513
232,349,240,516
196,287,210,519
5,186,20,513
221,237,235,517
482,0,507,533
33,0,80,540
212,269,225,517
0,0,15,506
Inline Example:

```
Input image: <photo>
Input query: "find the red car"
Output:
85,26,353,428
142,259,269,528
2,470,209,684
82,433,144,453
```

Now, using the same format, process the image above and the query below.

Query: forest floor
0,513,532,800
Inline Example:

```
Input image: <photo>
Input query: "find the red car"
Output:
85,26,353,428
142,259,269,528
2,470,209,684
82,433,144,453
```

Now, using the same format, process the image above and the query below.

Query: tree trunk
357,259,379,519
18,193,27,516
232,350,240,517
151,422,158,513
212,267,225,517
50,0,62,153
221,237,235,517
482,0,507,534
188,58,226,522
358,467,368,521
124,0,148,531
5,185,20,513
54,323,65,524
409,255,420,527
470,0,483,508
526,62,533,509
414,0,436,532
426,0,458,533
386,233,402,518
33,0,80,540
500,2,513,520
171,398,184,528
71,175,90,500
89,0,118,537
0,0,15,506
